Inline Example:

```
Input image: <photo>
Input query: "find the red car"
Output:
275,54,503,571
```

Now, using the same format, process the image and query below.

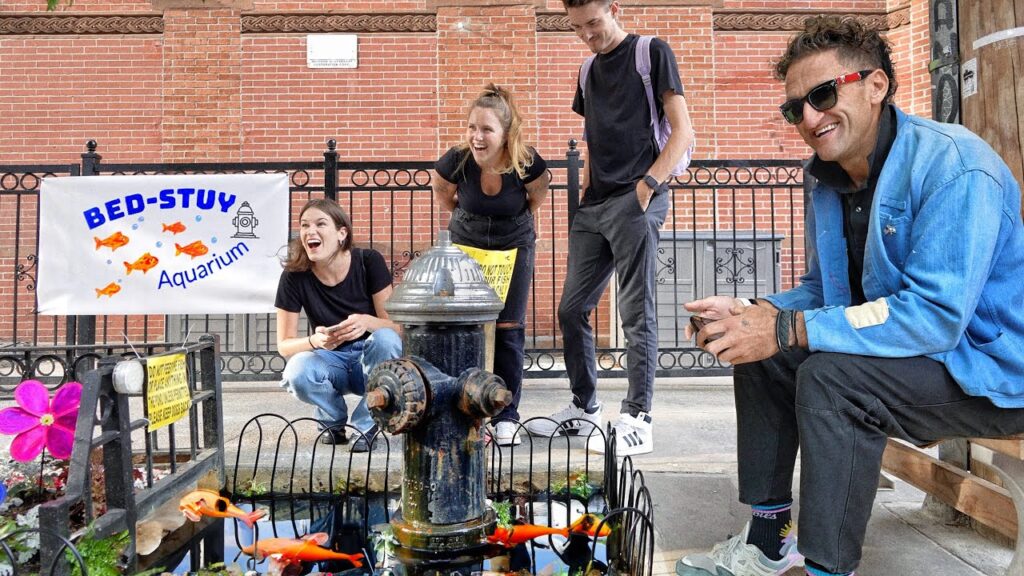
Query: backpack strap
634,35,662,144
578,55,596,142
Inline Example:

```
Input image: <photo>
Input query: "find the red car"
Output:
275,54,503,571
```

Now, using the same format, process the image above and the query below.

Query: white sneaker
587,412,653,456
493,421,522,446
675,521,803,576
524,402,603,437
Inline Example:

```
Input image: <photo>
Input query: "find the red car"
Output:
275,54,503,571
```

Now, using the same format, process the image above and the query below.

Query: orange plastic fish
175,240,209,259
94,231,130,251
95,282,120,298
241,533,364,567
487,513,611,548
162,221,187,234
124,252,159,274
179,489,266,528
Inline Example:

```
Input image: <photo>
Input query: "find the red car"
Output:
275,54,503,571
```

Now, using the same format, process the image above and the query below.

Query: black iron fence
0,141,805,382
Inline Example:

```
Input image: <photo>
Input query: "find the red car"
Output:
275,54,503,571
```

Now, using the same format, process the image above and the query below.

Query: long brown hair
282,199,353,272
454,83,534,179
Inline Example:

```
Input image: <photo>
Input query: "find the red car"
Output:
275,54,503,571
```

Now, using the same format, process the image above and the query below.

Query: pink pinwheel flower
0,380,82,462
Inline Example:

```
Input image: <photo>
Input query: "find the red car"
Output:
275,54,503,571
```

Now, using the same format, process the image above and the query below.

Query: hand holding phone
689,315,721,342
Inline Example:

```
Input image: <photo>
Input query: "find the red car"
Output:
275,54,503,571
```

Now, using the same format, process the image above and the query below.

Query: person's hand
682,296,742,339
695,302,780,365
330,314,374,344
636,180,654,212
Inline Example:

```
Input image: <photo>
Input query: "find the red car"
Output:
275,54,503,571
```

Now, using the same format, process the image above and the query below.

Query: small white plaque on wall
307,35,358,69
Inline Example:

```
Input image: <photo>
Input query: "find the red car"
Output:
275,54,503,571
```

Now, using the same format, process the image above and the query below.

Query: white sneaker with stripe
587,412,653,456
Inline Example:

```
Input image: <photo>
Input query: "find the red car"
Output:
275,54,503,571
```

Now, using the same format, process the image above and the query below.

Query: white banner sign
38,173,289,315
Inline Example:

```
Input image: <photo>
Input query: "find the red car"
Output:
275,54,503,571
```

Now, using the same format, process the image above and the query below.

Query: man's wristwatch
643,174,660,191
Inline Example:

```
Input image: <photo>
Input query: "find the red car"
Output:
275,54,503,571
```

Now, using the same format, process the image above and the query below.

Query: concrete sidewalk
217,376,1016,576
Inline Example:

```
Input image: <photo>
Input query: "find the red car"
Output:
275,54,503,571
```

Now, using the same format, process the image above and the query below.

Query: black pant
735,350,1024,573
449,207,534,421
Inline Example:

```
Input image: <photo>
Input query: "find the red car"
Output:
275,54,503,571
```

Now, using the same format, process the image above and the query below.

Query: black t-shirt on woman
434,147,547,217
274,247,392,344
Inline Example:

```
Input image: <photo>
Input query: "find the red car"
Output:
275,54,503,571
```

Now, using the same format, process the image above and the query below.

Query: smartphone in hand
689,315,721,342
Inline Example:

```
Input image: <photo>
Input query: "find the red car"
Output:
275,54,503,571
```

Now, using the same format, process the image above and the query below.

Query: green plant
551,472,596,500
68,528,130,576
491,501,513,528
233,479,269,498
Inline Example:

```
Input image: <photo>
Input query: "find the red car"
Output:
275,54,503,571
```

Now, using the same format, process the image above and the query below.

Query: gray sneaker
523,401,602,437
676,521,802,576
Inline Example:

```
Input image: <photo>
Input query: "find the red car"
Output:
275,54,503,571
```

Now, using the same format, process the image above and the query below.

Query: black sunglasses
779,69,874,124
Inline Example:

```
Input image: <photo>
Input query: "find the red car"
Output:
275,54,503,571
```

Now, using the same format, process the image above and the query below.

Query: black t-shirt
434,147,548,217
573,34,685,205
275,247,392,343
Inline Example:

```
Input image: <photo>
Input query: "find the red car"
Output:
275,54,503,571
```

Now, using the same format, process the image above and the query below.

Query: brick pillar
161,8,242,162
435,2,539,153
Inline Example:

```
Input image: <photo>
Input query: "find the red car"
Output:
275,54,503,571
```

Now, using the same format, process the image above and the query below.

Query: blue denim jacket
766,107,1024,408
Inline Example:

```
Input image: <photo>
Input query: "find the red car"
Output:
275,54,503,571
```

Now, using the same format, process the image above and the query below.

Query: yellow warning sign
146,352,191,432
454,244,518,303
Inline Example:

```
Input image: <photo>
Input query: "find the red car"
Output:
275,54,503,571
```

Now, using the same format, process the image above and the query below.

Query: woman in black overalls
432,84,550,446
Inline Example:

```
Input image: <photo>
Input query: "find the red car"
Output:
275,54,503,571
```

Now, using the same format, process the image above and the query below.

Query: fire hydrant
366,230,509,563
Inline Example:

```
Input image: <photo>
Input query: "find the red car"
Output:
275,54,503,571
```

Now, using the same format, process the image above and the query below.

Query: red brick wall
0,2,933,348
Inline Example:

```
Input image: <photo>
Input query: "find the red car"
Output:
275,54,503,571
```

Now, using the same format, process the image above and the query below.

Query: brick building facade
0,0,932,349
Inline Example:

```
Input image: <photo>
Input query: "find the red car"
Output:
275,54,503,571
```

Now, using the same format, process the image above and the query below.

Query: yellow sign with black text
146,353,191,432
453,244,517,303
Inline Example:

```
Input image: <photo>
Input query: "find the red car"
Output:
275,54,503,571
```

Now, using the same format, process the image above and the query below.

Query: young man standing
678,16,1024,576
524,0,695,456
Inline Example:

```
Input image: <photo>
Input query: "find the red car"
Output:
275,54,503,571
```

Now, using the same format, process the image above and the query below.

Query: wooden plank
971,437,1024,459
882,439,1018,540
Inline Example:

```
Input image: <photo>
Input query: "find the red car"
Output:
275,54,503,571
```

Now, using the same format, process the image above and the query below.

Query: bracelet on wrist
775,308,793,354
308,335,317,350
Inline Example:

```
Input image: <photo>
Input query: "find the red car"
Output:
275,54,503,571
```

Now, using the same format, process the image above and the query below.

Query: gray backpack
579,35,694,177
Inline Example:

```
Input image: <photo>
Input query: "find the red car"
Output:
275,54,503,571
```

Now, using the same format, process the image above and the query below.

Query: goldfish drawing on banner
175,240,209,259
124,252,159,274
487,513,611,548
162,221,186,235
94,231,130,251
179,489,267,528
95,282,120,298
241,533,364,568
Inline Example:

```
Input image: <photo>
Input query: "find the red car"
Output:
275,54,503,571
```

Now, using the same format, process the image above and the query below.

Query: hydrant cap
385,230,504,324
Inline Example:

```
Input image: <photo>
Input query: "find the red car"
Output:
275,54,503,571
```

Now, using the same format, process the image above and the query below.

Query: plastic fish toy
124,252,159,275
94,231,130,251
162,221,187,234
175,240,209,259
241,532,364,568
179,489,266,528
488,513,611,548
95,282,121,298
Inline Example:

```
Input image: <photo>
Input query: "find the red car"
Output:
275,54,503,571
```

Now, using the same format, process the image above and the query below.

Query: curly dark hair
774,16,897,104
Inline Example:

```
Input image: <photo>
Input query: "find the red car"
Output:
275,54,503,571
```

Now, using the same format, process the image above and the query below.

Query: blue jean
280,328,402,433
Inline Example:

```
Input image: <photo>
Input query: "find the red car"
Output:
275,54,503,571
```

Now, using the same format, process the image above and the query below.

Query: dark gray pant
735,350,1024,573
558,188,669,416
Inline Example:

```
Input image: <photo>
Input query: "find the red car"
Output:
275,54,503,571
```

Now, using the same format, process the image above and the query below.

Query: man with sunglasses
678,16,1024,576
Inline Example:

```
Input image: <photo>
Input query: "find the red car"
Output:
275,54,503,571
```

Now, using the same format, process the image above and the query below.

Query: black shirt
434,147,547,217
572,34,685,205
275,247,392,345
808,105,898,305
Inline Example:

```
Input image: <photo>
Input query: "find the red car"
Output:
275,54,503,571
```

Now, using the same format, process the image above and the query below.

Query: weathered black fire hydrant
366,230,509,568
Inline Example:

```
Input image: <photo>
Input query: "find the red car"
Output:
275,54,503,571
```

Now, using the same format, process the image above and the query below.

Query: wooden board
882,439,1018,540
958,0,1024,210
972,436,1024,459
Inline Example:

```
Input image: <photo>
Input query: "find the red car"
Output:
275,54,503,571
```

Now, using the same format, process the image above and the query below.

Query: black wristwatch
643,174,660,191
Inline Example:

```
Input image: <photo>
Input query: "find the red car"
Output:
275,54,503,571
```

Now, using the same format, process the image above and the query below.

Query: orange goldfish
94,231,130,251
162,221,187,234
175,240,209,259
487,513,611,548
179,489,266,528
241,532,364,567
95,282,121,298
124,252,159,274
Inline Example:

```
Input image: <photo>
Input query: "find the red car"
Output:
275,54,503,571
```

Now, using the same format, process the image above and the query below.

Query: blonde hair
455,83,534,179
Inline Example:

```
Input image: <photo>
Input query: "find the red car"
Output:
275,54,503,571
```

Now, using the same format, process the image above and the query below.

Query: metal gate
0,140,804,386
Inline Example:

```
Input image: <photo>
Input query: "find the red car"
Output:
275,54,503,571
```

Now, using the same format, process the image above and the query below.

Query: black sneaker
319,428,348,445
351,424,379,453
